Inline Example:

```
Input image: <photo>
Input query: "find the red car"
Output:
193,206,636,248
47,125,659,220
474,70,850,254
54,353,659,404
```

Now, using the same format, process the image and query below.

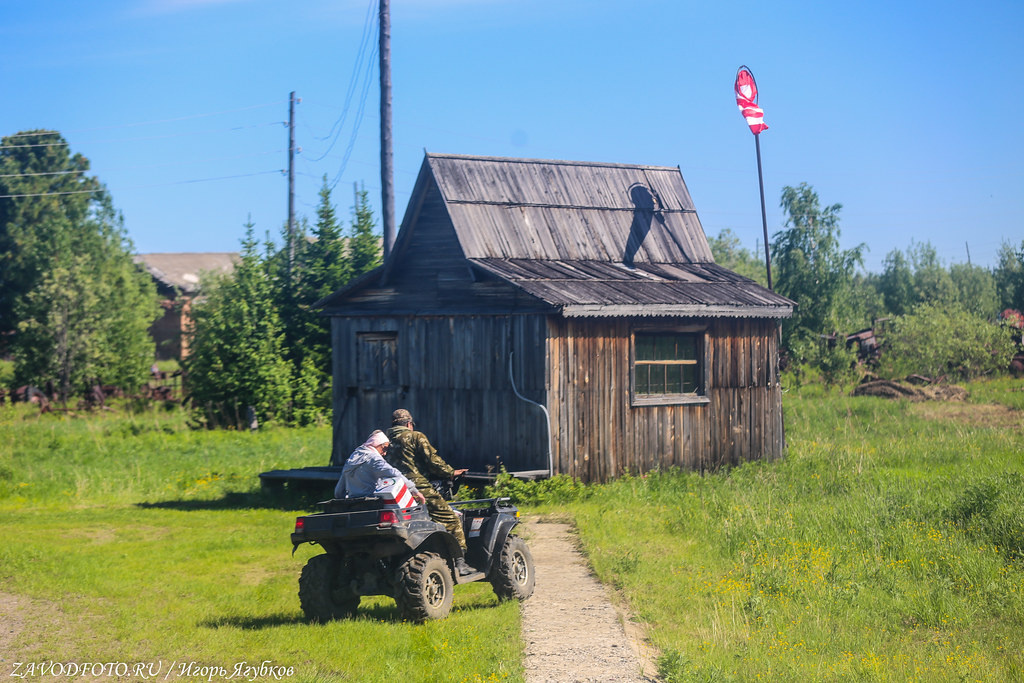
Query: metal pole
379,0,395,258
288,91,296,269
755,134,773,291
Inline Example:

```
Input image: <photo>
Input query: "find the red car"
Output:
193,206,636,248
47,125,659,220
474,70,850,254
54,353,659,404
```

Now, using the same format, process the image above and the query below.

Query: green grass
0,403,523,682
0,359,12,387
543,378,1024,682
3,378,1022,682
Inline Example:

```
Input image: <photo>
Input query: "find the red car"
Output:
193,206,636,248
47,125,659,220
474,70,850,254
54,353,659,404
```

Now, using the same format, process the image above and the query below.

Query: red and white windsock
735,66,768,135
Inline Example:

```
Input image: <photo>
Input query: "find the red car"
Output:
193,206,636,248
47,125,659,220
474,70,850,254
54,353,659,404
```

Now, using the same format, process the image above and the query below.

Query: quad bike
290,478,535,622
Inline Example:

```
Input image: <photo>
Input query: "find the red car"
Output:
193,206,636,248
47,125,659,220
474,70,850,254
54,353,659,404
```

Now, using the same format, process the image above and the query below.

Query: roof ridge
425,151,679,172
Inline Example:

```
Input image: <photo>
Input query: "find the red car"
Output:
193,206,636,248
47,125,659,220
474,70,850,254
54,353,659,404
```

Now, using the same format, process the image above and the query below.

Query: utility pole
288,91,297,269
379,0,395,258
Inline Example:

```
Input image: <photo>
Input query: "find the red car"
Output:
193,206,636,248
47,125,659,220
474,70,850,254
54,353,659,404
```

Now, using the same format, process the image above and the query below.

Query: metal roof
134,252,238,295
470,258,793,318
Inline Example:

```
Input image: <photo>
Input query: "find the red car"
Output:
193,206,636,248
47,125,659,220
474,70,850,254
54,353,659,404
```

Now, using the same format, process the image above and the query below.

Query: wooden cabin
318,153,794,482
134,252,238,360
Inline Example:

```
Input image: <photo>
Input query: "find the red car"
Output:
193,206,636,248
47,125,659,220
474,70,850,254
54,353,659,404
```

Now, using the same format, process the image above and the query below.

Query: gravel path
519,521,660,683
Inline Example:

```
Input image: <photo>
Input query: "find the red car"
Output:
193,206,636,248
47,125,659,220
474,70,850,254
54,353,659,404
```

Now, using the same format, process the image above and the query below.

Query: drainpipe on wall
508,352,553,477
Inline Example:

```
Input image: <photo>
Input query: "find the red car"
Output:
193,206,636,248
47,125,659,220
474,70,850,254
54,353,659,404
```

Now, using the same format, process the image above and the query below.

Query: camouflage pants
422,485,466,551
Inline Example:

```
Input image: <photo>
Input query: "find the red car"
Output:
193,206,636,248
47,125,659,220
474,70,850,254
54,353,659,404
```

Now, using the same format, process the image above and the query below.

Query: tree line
3,130,1021,424
0,131,157,400
183,179,381,429
710,182,1024,383
0,130,379,424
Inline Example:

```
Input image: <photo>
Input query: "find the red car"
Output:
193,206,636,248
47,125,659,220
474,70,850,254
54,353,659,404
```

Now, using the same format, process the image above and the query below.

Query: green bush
944,473,1024,559
482,470,590,506
878,303,1016,380
811,339,860,387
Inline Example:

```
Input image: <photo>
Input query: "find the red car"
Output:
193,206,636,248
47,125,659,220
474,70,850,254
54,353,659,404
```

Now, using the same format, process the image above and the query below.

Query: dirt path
519,520,660,683
0,592,28,660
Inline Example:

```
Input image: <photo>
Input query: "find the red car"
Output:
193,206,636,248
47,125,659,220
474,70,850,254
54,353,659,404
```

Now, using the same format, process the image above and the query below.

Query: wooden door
355,331,402,436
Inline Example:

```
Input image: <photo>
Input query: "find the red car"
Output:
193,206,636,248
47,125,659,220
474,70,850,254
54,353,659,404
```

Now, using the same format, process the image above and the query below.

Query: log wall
546,317,784,482
330,314,550,473
330,313,785,482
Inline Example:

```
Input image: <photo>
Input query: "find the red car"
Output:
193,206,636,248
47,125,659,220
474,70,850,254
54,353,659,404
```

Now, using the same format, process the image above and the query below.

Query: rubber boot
455,557,477,576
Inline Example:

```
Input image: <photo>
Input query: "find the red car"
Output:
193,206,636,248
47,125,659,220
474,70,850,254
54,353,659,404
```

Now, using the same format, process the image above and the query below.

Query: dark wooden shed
319,153,794,482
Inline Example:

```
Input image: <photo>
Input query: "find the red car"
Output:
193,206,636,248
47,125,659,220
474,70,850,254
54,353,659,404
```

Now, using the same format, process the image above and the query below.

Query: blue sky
1,0,1021,272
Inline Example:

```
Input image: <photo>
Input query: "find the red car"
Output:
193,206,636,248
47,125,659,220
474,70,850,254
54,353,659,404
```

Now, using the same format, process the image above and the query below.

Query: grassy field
544,380,1024,682
1,378,1022,682
0,406,522,682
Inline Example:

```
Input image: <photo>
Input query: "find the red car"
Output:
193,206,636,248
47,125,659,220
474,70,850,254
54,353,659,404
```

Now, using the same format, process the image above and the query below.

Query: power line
3,101,288,138
0,170,283,199
0,150,288,180
0,169,85,179
327,39,378,191
303,0,378,163
0,121,283,151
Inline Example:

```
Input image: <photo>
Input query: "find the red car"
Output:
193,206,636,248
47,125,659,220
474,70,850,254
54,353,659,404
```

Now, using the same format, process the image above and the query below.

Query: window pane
656,335,674,360
649,365,665,393
682,365,697,393
665,364,681,393
678,336,697,360
635,364,650,393
636,336,655,361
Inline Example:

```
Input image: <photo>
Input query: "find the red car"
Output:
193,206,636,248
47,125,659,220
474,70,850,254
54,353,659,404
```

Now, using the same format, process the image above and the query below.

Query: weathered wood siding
335,180,550,316
330,314,550,473
546,317,784,482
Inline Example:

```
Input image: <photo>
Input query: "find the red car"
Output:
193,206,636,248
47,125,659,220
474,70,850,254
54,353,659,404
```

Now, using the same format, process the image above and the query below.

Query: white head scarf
363,430,390,449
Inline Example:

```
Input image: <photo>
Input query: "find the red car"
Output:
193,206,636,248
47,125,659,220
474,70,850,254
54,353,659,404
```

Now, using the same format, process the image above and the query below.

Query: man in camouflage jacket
386,408,475,575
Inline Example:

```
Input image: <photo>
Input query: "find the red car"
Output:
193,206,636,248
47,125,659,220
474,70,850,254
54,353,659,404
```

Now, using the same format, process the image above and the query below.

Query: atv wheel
396,552,454,622
489,535,535,601
298,553,360,622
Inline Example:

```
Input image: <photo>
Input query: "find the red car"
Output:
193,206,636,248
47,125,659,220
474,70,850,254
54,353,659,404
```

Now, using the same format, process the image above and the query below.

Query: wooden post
379,0,395,258
755,134,772,291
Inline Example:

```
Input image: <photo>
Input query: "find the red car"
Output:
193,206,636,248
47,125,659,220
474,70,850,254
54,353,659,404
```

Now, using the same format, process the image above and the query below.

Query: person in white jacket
334,430,427,504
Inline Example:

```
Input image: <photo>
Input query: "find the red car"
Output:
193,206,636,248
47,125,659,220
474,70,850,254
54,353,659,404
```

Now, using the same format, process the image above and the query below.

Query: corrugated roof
134,253,238,294
470,258,793,318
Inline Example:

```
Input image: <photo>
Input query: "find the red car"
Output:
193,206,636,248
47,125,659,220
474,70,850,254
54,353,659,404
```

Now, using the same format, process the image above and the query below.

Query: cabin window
631,329,709,406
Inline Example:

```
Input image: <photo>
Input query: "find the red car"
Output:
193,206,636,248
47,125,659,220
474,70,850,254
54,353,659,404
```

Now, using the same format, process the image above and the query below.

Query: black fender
477,517,520,575
406,529,464,567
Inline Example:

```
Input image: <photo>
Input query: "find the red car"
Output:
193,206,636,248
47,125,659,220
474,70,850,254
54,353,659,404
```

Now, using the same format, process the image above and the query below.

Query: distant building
318,153,794,482
134,252,238,360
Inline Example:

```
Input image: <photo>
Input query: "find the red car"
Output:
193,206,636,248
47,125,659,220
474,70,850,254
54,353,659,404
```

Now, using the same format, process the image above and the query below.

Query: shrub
944,473,1024,560
482,470,590,506
878,303,1016,380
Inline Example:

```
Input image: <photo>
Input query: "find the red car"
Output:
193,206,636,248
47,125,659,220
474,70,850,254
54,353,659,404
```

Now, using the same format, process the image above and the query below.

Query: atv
290,482,535,622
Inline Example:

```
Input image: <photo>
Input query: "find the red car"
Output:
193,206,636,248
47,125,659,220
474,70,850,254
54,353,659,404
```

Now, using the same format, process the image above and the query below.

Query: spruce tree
348,183,382,278
292,177,351,369
184,221,293,428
